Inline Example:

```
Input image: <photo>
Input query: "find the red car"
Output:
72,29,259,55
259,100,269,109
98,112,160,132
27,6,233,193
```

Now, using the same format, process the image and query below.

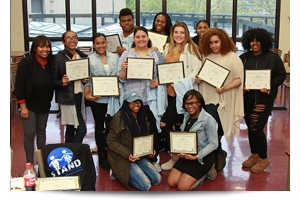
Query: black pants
65,93,87,143
90,101,111,161
161,95,184,152
204,104,223,153
244,97,274,159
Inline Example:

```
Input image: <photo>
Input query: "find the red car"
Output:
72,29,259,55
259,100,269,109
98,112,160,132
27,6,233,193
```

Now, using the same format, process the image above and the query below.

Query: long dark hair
182,89,206,111
151,12,173,36
120,100,148,137
131,26,152,48
30,35,53,61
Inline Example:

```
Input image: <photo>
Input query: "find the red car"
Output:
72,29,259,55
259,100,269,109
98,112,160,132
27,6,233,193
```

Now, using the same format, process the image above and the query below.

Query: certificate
148,31,168,53
106,34,122,53
91,76,120,96
170,132,197,154
65,58,89,81
245,69,271,90
126,57,154,80
197,58,230,88
36,176,81,191
133,134,154,158
157,61,185,84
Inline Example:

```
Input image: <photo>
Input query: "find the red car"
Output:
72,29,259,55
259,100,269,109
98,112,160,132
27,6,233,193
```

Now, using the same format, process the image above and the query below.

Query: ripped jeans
129,158,162,191
244,98,274,159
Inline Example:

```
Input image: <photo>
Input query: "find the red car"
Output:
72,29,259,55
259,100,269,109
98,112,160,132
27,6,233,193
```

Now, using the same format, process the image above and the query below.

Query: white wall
11,0,25,51
278,0,290,59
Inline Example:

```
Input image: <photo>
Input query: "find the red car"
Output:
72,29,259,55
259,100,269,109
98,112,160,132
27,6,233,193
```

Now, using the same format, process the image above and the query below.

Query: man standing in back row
117,8,135,56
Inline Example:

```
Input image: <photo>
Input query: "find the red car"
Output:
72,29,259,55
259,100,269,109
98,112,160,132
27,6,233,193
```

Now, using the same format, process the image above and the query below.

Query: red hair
200,27,235,56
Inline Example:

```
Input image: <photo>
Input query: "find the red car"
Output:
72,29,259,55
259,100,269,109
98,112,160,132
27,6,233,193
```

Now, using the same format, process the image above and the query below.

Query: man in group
117,8,135,56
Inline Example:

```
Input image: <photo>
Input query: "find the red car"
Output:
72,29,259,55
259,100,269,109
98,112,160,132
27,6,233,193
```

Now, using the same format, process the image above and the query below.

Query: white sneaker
152,162,162,172
192,175,206,190
161,159,175,170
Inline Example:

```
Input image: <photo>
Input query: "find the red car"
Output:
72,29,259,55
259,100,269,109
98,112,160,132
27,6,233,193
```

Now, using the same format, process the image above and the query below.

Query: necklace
35,54,47,66
187,116,198,125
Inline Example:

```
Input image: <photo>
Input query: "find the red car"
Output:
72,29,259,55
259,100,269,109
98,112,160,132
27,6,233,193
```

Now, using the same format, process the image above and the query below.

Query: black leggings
244,98,274,159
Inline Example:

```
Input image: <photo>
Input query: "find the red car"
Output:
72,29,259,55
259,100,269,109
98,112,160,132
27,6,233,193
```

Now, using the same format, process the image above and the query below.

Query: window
140,0,162,29
167,0,207,37
27,0,66,38
211,0,233,37
22,0,281,51
96,0,127,35
237,0,276,37
70,0,92,37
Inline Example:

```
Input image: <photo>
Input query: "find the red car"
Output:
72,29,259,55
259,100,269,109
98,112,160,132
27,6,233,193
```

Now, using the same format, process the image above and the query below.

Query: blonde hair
168,22,202,61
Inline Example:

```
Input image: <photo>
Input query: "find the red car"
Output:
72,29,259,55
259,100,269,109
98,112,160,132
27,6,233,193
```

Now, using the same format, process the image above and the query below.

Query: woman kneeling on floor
167,89,218,191
107,90,161,191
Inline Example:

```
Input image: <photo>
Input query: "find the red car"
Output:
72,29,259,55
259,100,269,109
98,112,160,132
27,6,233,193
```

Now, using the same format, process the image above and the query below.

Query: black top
15,55,54,113
184,116,198,131
27,62,54,113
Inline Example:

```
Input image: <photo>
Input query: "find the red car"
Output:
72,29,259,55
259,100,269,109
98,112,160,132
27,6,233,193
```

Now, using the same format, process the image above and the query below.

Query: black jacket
239,51,286,102
15,55,54,111
51,49,88,105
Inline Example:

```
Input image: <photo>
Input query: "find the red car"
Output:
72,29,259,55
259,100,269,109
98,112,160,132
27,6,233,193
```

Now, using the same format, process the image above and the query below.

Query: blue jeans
129,158,161,191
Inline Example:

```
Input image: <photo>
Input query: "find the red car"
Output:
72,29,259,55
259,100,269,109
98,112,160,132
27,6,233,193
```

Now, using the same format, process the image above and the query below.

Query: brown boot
251,158,270,172
242,154,259,168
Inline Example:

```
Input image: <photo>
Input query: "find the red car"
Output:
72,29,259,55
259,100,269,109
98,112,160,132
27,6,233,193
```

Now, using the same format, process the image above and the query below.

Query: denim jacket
180,108,218,164
86,51,119,104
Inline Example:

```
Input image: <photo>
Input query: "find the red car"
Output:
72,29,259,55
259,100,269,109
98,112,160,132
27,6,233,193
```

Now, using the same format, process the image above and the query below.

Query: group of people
14,7,286,191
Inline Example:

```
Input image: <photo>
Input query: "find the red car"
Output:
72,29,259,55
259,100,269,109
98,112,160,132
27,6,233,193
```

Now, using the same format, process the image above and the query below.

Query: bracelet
19,107,26,112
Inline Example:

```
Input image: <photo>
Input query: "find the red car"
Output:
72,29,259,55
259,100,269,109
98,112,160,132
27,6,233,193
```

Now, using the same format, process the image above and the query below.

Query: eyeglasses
64,37,78,41
129,100,142,105
184,101,199,107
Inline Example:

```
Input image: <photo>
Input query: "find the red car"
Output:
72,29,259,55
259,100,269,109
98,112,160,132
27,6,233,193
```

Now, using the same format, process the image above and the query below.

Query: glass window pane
140,0,162,29
211,0,233,37
237,0,276,38
70,0,92,37
27,0,66,37
96,0,134,35
167,0,207,37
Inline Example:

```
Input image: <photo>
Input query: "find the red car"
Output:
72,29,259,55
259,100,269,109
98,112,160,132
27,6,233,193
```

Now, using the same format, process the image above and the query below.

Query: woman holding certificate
239,28,286,172
196,27,244,172
160,22,202,170
107,90,161,191
167,90,218,191
118,26,165,171
51,31,89,144
151,12,173,43
84,33,119,170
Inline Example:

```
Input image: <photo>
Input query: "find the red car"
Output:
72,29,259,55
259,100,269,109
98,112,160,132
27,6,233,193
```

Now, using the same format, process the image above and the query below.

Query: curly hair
241,28,272,52
200,27,235,56
151,12,172,36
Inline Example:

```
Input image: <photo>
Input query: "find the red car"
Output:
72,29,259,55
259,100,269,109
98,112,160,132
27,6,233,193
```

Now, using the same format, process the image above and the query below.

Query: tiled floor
10,85,290,192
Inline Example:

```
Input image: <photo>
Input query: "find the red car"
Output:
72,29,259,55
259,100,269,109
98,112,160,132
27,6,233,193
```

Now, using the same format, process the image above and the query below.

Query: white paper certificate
65,58,90,81
245,70,271,90
133,134,154,158
36,176,81,191
127,57,154,80
106,34,122,53
197,58,230,88
157,61,185,84
170,132,197,154
92,76,119,96
148,32,168,53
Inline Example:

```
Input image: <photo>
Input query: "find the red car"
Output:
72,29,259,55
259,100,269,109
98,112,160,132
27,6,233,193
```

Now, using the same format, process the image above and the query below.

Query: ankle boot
215,150,227,172
242,154,259,168
251,158,270,172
